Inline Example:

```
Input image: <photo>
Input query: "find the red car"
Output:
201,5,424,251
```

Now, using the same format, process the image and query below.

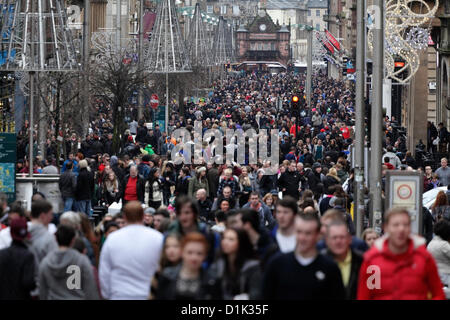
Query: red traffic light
292,96,299,103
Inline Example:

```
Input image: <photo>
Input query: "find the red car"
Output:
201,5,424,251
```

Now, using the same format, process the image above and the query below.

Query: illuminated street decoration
368,0,439,83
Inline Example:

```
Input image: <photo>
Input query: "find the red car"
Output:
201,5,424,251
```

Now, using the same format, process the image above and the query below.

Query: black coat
0,241,36,300
307,170,323,194
75,168,95,201
120,174,146,203
59,170,77,198
323,175,340,194
155,264,222,300
321,248,363,300
175,176,191,196
278,171,302,199
209,258,262,300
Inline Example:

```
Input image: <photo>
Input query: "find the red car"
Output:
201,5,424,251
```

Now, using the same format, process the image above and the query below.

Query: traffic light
291,95,300,116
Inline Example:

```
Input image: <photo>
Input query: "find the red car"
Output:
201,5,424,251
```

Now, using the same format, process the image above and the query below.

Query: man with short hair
262,212,345,300
196,188,213,223
28,200,58,297
99,201,163,299
322,219,363,300
436,158,450,187
39,224,99,300
318,209,368,252
59,161,77,212
120,165,145,205
243,192,276,230
358,208,445,300
270,197,298,253
152,208,170,232
211,186,239,211
42,157,58,174
278,161,302,200
240,208,274,260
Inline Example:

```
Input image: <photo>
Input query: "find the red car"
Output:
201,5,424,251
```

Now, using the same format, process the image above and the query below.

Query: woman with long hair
262,193,276,216
161,161,176,206
150,234,182,299
155,232,222,300
210,228,262,300
431,191,450,223
102,171,120,205
145,168,164,210
239,166,253,207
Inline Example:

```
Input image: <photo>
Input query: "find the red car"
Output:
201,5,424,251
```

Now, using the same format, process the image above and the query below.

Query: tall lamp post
354,0,366,237
370,0,384,233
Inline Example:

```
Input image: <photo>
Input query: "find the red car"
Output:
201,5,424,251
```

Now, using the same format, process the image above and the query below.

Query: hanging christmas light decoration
368,0,438,83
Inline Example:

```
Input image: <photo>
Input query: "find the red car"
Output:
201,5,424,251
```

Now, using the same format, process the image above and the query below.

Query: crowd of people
0,70,449,300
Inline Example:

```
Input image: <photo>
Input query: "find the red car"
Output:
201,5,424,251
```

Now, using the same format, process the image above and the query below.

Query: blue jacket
242,202,276,231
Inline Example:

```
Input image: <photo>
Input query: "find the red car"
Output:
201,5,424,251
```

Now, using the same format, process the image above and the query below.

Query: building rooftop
278,24,289,32
266,0,307,10
307,0,328,9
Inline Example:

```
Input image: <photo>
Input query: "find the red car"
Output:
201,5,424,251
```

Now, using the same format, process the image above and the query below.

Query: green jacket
188,176,209,198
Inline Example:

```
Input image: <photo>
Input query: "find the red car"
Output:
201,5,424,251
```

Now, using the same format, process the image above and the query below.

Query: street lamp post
370,0,384,234
138,0,144,121
306,28,313,109
355,0,366,237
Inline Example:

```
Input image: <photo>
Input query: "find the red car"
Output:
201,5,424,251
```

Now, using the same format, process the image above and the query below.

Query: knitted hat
312,162,321,170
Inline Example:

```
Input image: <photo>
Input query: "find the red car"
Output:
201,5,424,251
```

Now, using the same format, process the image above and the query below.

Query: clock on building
259,24,267,31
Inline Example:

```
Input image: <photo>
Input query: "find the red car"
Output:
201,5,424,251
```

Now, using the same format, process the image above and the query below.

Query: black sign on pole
0,133,17,202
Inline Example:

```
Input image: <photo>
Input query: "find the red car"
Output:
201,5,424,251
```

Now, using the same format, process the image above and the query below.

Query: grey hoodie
27,223,58,297
39,248,99,300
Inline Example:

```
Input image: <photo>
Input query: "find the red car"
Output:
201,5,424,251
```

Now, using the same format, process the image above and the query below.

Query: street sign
385,171,423,235
0,133,16,202
150,94,159,109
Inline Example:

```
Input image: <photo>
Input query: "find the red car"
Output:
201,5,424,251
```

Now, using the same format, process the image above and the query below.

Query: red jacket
357,235,445,300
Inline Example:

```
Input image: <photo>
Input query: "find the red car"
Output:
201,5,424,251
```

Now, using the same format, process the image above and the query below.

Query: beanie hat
312,162,321,170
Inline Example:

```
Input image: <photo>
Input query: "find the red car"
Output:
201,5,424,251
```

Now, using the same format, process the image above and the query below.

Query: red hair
432,191,448,210
180,232,209,253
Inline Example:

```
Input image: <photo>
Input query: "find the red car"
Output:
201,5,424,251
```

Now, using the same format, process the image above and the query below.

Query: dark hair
215,210,227,223
31,192,46,201
154,208,170,219
221,228,257,273
218,198,231,210
104,221,119,234
8,201,25,218
333,197,345,207
66,161,73,170
383,157,390,163
299,197,315,210
298,211,321,232
55,224,76,246
113,213,123,221
31,200,52,219
277,196,299,214
72,237,86,253
181,167,190,176
434,219,450,241
239,208,260,232
175,195,199,217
